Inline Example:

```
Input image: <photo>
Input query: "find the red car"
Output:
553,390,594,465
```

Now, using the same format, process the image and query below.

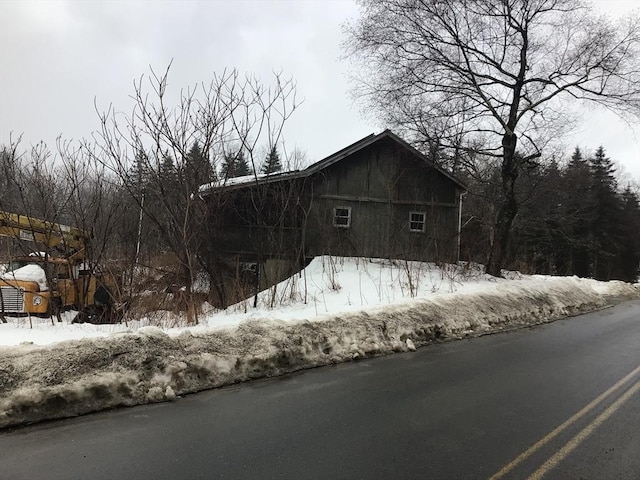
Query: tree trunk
486,133,519,277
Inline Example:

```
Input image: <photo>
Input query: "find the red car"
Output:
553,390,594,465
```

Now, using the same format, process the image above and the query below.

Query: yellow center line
489,364,640,480
527,379,640,480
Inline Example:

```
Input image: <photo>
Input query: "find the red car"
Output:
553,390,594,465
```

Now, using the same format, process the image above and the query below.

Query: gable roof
303,129,466,189
200,129,467,194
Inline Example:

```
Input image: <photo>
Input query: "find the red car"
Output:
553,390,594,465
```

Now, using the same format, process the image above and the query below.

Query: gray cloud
1,0,637,178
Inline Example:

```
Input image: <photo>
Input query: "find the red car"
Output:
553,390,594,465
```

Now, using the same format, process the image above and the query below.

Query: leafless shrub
92,64,299,322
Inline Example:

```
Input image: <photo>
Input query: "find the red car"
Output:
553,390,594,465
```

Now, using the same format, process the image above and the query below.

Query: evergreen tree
185,141,215,193
462,144,635,282
128,152,149,192
221,149,251,179
618,187,640,282
561,147,592,277
234,150,251,177
516,159,565,274
158,151,179,195
261,146,282,174
588,146,623,280
143,151,181,254
543,160,568,274
220,153,233,180
119,151,151,258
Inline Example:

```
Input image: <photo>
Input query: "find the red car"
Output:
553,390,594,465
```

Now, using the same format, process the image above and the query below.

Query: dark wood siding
303,138,460,261
210,179,307,259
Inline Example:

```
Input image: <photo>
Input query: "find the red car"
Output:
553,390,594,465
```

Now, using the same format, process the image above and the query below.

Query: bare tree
283,146,310,171
0,141,74,315
93,65,299,321
345,0,640,276
0,139,124,322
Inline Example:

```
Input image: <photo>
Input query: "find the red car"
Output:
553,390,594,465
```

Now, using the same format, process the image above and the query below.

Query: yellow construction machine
0,211,123,323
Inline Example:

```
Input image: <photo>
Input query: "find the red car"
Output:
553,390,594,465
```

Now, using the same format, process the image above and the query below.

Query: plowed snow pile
1,258,638,428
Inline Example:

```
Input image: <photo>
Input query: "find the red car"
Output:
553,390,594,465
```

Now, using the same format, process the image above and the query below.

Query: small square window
333,206,351,228
409,211,426,232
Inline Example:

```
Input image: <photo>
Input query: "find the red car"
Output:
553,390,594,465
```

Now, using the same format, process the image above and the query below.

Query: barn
200,130,466,305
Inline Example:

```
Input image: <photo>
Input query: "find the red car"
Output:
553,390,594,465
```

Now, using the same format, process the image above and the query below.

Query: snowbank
1,266,638,428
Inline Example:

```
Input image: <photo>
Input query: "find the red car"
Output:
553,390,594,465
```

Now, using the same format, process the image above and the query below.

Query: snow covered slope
1,258,638,428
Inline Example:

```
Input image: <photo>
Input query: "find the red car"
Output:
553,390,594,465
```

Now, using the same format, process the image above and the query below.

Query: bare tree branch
345,0,640,275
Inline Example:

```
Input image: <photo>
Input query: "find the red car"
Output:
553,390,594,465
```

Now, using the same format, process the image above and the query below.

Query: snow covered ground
1,257,638,428
0,258,594,346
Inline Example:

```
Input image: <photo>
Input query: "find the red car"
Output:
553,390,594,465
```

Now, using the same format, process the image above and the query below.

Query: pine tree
220,153,233,180
561,147,592,277
221,149,251,179
261,146,282,174
234,150,251,177
522,159,565,274
158,152,179,195
133,151,178,254
588,146,623,280
185,141,215,193
128,152,149,192
618,187,640,282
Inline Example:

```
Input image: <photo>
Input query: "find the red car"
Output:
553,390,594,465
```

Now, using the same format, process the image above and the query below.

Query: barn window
333,206,352,228
409,211,426,232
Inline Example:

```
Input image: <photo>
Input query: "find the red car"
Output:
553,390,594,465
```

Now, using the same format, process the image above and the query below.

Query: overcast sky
1,0,638,181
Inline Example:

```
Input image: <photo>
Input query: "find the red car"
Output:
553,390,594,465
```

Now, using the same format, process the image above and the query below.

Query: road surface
1,300,639,479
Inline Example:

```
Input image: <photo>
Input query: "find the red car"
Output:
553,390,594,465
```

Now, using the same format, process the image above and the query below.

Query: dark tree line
461,146,640,282
261,146,283,174
221,149,251,180
122,139,287,270
219,145,283,181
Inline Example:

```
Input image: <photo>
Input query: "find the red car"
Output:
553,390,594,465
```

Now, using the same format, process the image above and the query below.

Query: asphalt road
1,300,639,480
